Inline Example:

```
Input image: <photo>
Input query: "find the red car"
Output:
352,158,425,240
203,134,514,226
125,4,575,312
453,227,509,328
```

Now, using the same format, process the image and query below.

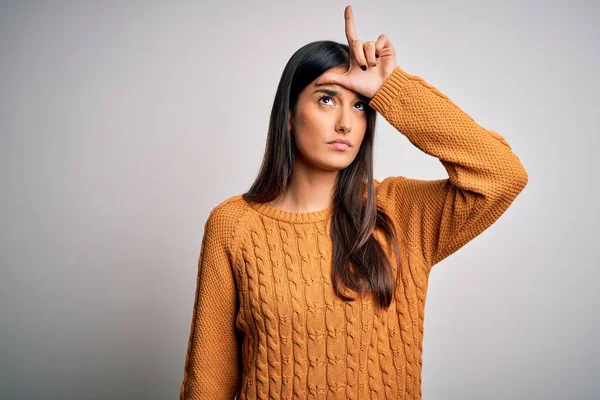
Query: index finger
344,5,357,44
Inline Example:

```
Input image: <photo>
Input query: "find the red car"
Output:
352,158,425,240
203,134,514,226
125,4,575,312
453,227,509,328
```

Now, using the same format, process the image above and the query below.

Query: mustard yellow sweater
180,66,528,399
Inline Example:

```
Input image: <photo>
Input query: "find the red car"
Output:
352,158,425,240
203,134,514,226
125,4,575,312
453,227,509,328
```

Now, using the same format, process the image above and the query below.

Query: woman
181,5,528,400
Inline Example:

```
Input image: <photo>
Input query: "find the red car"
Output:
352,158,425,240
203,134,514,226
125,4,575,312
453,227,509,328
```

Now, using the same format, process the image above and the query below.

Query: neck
271,156,338,213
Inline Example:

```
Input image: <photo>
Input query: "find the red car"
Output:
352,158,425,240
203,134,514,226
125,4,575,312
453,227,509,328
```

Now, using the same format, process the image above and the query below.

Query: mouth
327,139,352,147
328,141,351,151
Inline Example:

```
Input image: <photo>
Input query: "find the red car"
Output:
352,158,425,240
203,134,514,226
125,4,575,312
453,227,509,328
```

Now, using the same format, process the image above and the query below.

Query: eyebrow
313,88,367,102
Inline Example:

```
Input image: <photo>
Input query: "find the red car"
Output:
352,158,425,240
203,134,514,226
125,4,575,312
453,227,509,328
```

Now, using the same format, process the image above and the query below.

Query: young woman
180,5,528,400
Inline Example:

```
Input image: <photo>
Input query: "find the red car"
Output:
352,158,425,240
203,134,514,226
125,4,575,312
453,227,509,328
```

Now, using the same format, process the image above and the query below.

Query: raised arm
180,205,240,399
315,6,528,270
370,66,528,269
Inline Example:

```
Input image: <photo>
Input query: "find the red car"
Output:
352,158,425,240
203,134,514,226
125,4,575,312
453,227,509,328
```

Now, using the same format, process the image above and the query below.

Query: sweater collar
244,198,334,223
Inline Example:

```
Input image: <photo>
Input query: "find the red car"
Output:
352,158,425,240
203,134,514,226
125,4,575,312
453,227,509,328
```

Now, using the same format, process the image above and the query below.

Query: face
288,65,369,172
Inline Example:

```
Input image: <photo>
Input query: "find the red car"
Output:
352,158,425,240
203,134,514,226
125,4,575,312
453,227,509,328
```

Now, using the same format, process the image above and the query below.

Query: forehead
307,82,366,102
312,66,355,92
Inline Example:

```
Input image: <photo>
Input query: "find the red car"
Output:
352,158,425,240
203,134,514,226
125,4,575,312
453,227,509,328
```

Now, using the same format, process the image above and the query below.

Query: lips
330,142,350,151
327,139,352,147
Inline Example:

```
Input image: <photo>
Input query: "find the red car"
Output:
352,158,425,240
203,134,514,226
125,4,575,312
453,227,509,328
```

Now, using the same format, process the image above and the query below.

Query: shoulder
205,194,254,229
373,175,408,198
209,194,251,220
375,175,445,215
375,175,449,203
202,195,254,252
374,175,454,235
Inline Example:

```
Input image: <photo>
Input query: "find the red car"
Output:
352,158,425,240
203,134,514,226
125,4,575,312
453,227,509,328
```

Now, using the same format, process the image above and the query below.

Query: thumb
314,70,352,89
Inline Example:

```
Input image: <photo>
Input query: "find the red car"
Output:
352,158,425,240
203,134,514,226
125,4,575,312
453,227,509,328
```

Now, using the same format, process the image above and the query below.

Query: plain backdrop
1,1,598,399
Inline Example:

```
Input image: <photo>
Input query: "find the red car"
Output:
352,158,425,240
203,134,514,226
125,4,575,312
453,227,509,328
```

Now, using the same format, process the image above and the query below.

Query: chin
321,161,353,171
305,153,356,171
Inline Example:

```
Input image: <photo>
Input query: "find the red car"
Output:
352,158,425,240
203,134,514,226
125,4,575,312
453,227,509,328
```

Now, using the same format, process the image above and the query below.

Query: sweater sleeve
369,66,528,270
180,205,240,399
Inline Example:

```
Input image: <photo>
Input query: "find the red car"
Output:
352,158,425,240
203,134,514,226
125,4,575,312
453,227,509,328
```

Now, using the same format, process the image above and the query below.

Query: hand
314,5,397,99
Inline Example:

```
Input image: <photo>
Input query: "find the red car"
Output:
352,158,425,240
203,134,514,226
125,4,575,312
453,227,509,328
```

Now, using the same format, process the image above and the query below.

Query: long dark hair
242,40,401,309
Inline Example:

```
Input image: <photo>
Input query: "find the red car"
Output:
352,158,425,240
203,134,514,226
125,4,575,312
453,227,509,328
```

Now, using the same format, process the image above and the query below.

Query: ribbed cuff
368,65,412,114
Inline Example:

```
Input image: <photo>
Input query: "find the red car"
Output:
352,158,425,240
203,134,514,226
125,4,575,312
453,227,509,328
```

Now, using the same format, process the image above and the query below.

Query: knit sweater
180,65,528,400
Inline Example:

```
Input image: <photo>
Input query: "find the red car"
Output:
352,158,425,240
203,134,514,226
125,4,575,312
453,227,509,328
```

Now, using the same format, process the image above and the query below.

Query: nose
335,107,352,134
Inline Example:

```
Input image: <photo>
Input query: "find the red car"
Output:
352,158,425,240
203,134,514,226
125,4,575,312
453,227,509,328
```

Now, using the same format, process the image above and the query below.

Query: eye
318,95,367,112
355,102,367,111
318,95,334,105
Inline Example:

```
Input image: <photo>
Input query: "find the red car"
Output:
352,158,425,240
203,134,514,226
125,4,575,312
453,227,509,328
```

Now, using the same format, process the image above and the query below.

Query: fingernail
361,65,367,71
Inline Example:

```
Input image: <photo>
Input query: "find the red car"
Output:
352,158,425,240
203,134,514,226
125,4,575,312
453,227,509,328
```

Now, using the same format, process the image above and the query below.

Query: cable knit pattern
180,65,528,399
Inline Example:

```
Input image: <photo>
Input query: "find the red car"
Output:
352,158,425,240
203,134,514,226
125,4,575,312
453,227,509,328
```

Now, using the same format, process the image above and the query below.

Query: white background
1,1,598,398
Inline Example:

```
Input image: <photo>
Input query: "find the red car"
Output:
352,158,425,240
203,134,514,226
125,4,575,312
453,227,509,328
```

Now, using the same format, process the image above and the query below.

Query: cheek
293,115,329,148
299,112,328,132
